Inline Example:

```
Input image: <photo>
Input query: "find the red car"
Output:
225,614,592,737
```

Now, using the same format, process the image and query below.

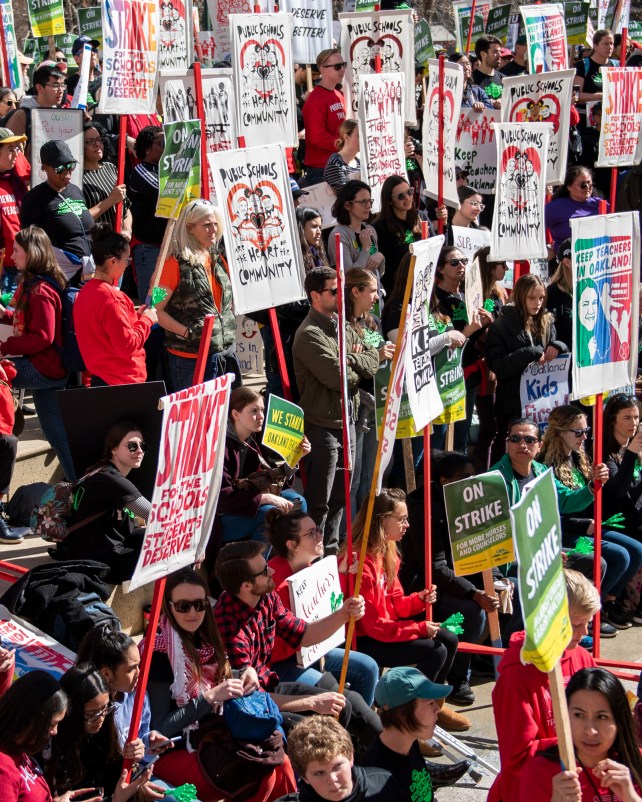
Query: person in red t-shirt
75,224,157,386
301,48,347,186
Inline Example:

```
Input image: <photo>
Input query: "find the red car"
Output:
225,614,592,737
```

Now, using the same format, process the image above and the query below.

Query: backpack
33,275,85,372
50,591,121,651
30,469,104,543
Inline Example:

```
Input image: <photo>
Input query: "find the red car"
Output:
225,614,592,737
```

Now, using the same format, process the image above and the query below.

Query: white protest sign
464,255,485,328
281,0,333,65
501,69,575,186
211,144,306,314
205,0,270,62
0,606,75,680
128,376,231,591
405,236,445,431
98,0,159,114
235,315,264,375
451,225,491,267
423,58,464,209
596,67,642,168
288,556,345,667
357,72,406,213
158,0,193,70
340,10,416,126
490,122,551,261
302,181,338,229
30,109,84,189
521,4,568,73
230,13,298,148
455,107,500,195
520,354,571,428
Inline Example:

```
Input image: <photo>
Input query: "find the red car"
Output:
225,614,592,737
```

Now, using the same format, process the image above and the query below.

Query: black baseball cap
40,140,77,168
72,36,100,56
557,238,571,262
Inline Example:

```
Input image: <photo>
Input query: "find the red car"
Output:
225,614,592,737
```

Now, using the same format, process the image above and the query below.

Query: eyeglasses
84,702,116,722
126,441,146,453
566,427,591,437
349,198,374,208
84,137,103,146
386,514,409,524
170,598,210,613
253,565,270,578
46,82,66,90
578,182,593,189
302,525,323,540
466,201,485,209
394,190,414,201
2,100,15,107
322,287,339,295
507,434,539,444
56,56,67,63
322,61,347,70
447,257,469,266
53,162,76,174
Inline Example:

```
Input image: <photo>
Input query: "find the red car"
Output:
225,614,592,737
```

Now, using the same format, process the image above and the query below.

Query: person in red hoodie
489,569,599,802
301,48,347,187
0,225,75,480
74,224,157,386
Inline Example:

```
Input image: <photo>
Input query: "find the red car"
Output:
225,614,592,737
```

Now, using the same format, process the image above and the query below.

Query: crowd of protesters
0,24,642,802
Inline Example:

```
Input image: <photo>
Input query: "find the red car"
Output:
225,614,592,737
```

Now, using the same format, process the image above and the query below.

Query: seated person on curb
360,667,472,798
274,716,401,802
214,540,382,746
488,569,599,802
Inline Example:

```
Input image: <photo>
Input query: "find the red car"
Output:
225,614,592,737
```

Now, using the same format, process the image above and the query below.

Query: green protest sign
355,0,376,10
629,20,642,45
77,7,103,45
0,0,20,91
511,469,571,672
262,395,305,469
431,342,465,424
565,2,590,46
27,0,66,37
157,121,202,220
443,471,514,575
415,19,435,64
374,362,419,440
485,4,511,42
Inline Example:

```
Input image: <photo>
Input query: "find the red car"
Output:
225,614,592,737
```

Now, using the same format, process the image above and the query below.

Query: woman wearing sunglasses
74,225,157,386
50,420,150,584
328,180,385,278
266,508,380,707
148,568,296,802
486,273,567,463
544,166,606,254
45,664,156,802
541,405,642,630
372,174,434,297
0,88,17,119
82,122,131,234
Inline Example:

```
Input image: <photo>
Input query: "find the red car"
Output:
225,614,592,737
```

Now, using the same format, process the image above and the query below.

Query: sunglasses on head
566,427,591,437
126,440,146,453
53,162,76,174
507,434,539,444
171,598,209,613
448,257,468,266
323,61,347,70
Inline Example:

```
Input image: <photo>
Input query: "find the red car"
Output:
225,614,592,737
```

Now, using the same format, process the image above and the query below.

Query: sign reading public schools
443,471,514,575
262,395,305,469
511,469,571,672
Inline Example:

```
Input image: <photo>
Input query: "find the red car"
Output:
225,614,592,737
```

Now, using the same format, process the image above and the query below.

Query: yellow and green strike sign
157,120,202,220
262,395,305,469
511,469,571,673
28,0,66,37
443,470,514,576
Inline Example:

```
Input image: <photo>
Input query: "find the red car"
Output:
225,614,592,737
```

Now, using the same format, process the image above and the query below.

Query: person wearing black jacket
545,239,573,352
485,274,566,464
403,452,499,707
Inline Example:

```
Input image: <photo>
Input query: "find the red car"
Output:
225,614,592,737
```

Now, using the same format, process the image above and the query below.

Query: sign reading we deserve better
443,471,514,576
287,556,345,668
512,469,571,672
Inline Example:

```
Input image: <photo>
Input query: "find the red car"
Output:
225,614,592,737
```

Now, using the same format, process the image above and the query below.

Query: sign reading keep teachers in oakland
281,0,333,66
211,145,306,315
230,14,298,148
98,0,159,114
444,471,514,575
511,469,571,672
521,4,568,73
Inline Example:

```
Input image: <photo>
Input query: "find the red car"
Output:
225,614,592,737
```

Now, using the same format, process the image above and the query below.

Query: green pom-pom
151,286,168,307
165,784,198,802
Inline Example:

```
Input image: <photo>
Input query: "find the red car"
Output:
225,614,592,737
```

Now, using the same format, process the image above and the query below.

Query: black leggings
357,628,459,685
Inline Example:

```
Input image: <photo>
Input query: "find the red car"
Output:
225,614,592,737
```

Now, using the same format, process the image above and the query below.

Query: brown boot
437,699,471,732
419,740,443,757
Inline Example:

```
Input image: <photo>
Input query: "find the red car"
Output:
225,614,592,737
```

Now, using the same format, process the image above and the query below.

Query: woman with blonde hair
156,199,237,392
541,404,642,629
323,119,361,192
486,273,566,463
0,225,75,479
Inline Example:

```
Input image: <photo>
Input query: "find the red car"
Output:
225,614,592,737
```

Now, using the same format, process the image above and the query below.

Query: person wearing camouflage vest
156,200,237,392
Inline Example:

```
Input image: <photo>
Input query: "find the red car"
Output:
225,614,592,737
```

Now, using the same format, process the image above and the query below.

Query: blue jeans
220,489,306,543
271,647,380,707
167,352,218,393
599,529,642,598
133,243,161,304
11,358,75,480
351,409,377,515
